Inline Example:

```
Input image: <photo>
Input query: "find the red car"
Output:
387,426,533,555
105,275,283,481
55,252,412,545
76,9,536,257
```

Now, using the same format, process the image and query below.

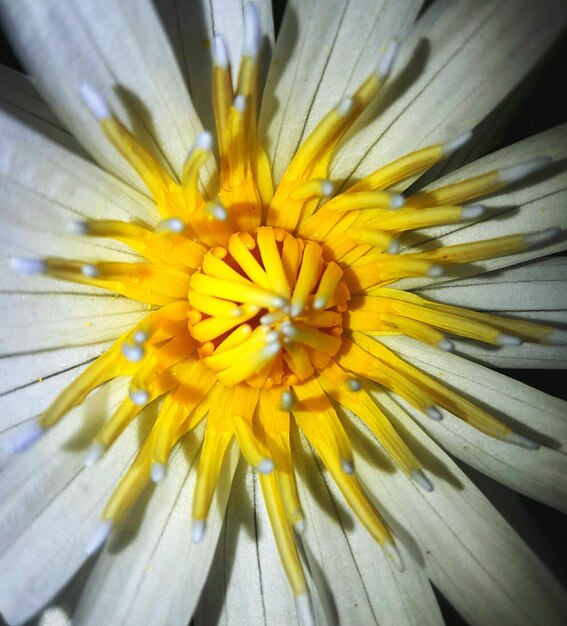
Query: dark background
0,2,565,625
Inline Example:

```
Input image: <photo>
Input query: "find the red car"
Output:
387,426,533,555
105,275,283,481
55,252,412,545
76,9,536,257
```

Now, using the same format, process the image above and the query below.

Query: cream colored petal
417,258,567,368
396,124,567,291
74,435,239,626
332,0,567,184
195,461,303,626
378,335,567,512
155,0,274,134
345,396,567,625
260,0,423,182
0,378,149,625
0,110,158,290
0,0,202,186
0,65,86,157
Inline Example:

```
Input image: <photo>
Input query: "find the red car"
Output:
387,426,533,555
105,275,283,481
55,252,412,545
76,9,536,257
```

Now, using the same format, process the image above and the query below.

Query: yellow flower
0,1,566,625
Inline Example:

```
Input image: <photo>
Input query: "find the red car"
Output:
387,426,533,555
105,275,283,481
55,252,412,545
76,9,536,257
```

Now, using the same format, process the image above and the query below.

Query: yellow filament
94,397,145,448
290,241,323,315
368,206,467,232
347,228,397,251
181,143,211,216
257,226,291,297
228,232,272,289
323,191,399,212
212,63,234,156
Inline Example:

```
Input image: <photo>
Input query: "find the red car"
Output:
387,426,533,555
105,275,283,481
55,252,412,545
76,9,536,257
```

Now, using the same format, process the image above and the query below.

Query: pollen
9,4,563,624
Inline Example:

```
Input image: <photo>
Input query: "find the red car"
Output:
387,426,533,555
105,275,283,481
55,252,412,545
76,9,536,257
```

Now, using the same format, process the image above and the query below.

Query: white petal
332,0,567,184
74,433,239,626
397,124,567,291
378,335,567,512
260,0,422,181
417,257,567,368
0,0,203,186
154,0,274,135
0,378,148,624
0,64,86,157
347,395,567,625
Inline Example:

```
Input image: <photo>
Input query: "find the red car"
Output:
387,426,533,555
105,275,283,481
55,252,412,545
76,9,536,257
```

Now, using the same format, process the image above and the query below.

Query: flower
0,0,566,625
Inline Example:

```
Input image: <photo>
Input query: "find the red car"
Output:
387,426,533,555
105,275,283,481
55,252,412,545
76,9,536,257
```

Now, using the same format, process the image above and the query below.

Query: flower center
188,227,349,388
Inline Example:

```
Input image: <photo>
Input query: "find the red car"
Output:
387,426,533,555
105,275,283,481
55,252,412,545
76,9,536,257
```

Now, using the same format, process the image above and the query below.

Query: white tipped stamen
155,218,185,235
549,329,567,345
376,39,399,79
411,469,434,492
383,541,405,572
195,130,214,152
438,338,455,352
320,180,335,197
341,459,354,475
293,518,306,534
67,221,89,236
289,303,304,318
260,309,286,325
497,333,522,347
80,84,111,120
204,203,228,221
256,458,274,474
151,462,166,483
295,591,316,626
84,442,105,467
312,296,327,310
389,194,405,210
191,519,206,544
81,264,99,278
496,156,552,184
347,376,362,392
442,130,473,155
85,520,113,556
212,34,229,68
386,238,400,254
130,389,150,406
461,204,484,219
121,343,144,362
233,94,247,113
243,3,262,58
9,257,46,274
504,432,540,450
524,226,561,247
133,329,149,344
427,265,444,278
273,296,290,310
280,390,294,411
280,321,298,338
336,96,353,117
7,421,44,454
425,406,442,421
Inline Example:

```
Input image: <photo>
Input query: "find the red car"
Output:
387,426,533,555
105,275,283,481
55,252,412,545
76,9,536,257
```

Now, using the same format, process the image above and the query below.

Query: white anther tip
121,343,144,362
321,180,334,197
427,265,444,278
411,470,434,492
497,156,552,184
207,203,228,221
461,204,484,219
9,257,46,274
425,406,442,421
7,421,43,454
336,96,353,117
156,217,185,234
81,264,99,278
377,39,399,79
212,34,229,68
80,84,111,120
293,518,306,534
85,520,112,556
347,377,362,392
438,338,455,352
195,130,214,152
67,221,89,236
524,226,561,247
497,333,523,347
341,459,354,475
389,194,405,210
504,432,540,450
243,3,262,57
130,389,149,406
386,238,400,254
256,458,274,474
233,94,247,112
383,541,405,572
84,443,105,467
151,462,166,483
191,519,206,544
442,130,473,155
312,296,327,310
295,591,316,626
133,330,149,344
280,390,294,411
